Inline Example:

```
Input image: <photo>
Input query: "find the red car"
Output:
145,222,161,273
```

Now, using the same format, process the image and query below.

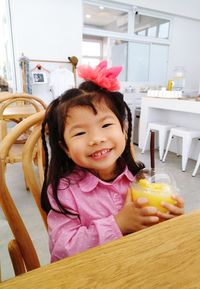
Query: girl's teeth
92,149,109,157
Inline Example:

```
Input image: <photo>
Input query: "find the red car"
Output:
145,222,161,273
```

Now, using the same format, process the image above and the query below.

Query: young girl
41,61,184,262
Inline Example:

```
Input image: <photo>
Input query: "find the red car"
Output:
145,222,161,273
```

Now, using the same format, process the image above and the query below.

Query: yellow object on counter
131,179,176,213
167,80,174,91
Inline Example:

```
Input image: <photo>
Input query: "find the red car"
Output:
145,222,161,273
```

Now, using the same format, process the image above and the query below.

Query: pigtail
124,102,132,150
41,120,49,183
41,118,51,213
122,102,145,175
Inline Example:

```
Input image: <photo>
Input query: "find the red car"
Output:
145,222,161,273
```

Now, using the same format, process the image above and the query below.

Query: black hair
41,81,144,215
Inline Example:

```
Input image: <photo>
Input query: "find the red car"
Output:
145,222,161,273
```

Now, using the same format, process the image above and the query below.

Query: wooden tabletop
1,209,200,289
2,106,36,120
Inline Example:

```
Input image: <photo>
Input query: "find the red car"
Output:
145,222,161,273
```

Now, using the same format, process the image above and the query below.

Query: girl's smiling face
63,101,126,181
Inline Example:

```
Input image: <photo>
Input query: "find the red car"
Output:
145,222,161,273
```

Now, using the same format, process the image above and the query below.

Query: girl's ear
58,141,71,158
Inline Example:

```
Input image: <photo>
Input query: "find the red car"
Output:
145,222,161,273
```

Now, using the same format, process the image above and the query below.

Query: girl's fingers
134,198,149,208
142,215,159,225
162,201,184,215
157,212,175,220
157,202,184,220
141,206,158,216
172,195,184,208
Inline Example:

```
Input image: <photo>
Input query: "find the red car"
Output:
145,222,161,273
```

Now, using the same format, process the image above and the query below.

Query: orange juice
131,179,176,213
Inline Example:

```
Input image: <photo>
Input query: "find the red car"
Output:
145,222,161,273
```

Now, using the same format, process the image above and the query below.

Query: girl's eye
73,131,86,137
102,123,113,128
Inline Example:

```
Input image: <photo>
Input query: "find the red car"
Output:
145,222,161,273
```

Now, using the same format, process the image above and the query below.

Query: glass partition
110,39,127,81
111,39,169,84
127,42,150,82
134,13,170,39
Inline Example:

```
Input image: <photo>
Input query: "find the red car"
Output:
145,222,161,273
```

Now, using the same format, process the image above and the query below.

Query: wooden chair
0,93,47,107
22,123,47,227
0,93,46,133
0,96,46,165
0,91,11,99
0,94,46,124
0,111,47,276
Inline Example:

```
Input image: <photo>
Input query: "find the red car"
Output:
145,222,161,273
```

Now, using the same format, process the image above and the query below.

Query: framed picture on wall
32,71,48,84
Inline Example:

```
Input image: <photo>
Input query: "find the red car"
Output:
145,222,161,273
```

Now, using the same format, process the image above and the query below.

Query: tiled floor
1,146,200,281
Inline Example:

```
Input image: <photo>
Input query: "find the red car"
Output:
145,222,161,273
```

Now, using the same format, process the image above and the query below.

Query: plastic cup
131,170,178,213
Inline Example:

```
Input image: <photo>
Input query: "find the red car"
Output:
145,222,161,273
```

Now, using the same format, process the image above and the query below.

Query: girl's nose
88,135,106,146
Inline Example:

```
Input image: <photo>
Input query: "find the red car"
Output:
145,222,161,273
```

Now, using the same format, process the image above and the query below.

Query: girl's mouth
90,148,112,159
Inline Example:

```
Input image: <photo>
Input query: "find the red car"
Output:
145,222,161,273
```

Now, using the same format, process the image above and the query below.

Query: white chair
192,151,200,177
141,122,175,160
162,127,200,172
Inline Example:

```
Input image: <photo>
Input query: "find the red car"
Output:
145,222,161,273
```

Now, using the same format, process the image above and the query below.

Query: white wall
9,0,200,101
9,0,82,103
168,17,200,92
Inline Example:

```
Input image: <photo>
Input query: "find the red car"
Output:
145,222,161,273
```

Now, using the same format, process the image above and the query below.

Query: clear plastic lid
133,168,179,195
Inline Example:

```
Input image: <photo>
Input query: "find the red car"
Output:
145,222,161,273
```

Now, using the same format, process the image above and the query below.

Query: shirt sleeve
47,186,122,262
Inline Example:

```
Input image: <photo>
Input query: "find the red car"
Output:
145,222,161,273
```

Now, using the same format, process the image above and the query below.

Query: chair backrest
0,111,47,276
0,95,46,164
0,93,47,107
0,95,46,117
22,124,47,227
0,91,11,100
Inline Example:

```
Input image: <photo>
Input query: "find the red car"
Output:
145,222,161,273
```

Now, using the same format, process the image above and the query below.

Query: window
82,37,103,67
110,39,127,81
134,13,170,40
111,40,169,84
137,30,146,36
148,26,157,37
83,1,171,84
127,42,150,82
159,22,170,39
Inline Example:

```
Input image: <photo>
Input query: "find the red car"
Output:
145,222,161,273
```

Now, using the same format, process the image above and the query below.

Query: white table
139,97,200,160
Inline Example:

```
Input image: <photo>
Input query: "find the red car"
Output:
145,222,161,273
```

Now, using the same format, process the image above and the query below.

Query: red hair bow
77,60,122,91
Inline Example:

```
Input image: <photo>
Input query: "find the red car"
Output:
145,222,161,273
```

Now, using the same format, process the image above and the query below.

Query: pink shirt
47,166,135,262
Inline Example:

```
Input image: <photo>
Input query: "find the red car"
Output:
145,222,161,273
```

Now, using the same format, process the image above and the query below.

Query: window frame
82,0,173,83
83,0,173,45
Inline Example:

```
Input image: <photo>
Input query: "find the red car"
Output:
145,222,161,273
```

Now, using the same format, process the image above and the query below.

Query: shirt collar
78,166,134,192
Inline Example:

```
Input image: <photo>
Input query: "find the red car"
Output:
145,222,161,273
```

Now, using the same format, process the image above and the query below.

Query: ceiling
83,3,126,28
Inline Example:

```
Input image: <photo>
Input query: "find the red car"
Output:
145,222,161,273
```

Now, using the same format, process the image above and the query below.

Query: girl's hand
157,195,184,221
114,189,159,235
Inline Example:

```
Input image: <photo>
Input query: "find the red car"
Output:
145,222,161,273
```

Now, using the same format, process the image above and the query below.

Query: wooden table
1,209,200,289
